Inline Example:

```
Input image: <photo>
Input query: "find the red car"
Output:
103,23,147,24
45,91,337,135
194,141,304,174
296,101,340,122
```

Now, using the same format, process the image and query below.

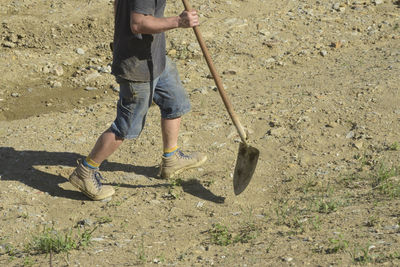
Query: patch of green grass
311,215,321,231
207,222,259,246
26,225,97,255
233,222,258,243
373,163,399,185
22,256,35,267
352,243,373,264
317,200,339,214
169,178,184,187
209,223,233,246
274,201,289,225
372,163,400,197
4,243,18,261
97,216,112,224
166,178,184,199
299,177,319,194
137,237,146,264
389,142,400,151
364,215,380,227
325,235,349,254
339,172,362,188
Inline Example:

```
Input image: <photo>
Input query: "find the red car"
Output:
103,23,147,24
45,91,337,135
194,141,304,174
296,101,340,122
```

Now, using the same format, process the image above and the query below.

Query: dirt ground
1,0,400,266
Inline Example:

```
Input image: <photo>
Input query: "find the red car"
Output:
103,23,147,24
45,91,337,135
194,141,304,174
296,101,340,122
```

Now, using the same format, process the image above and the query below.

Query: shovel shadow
181,179,225,204
0,147,159,200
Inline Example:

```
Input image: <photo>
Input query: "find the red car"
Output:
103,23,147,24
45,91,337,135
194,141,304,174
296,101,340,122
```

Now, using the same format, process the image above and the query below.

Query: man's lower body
69,58,207,200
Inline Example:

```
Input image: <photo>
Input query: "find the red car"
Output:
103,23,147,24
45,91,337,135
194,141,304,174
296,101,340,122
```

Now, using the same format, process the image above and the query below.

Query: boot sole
161,155,208,179
69,175,113,201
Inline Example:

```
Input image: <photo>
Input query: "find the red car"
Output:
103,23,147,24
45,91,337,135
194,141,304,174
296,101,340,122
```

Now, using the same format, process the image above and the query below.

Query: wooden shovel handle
182,0,248,144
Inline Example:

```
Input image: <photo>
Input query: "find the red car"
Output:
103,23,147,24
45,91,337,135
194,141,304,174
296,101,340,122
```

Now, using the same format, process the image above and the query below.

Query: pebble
2,41,15,48
78,218,93,226
85,87,97,91
76,48,85,55
196,201,204,208
353,141,363,149
282,257,293,262
84,71,101,82
11,92,20,97
50,81,62,88
52,65,64,76
265,57,276,63
192,87,208,94
384,225,399,230
111,84,120,92
320,50,328,57
346,131,354,139
373,0,383,4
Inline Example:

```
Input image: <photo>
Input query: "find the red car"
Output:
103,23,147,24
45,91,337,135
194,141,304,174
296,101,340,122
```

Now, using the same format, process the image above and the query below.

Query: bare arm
130,10,199,34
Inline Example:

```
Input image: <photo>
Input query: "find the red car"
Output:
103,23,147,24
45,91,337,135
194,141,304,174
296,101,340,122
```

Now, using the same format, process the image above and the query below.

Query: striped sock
83,156,100,169
163,146,178,157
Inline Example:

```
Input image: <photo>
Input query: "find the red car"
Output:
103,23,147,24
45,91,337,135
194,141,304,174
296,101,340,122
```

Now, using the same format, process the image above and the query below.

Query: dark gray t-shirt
112,0,166,82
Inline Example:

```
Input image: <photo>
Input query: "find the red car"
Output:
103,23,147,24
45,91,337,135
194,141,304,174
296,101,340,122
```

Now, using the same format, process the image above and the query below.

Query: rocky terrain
0,0,400,266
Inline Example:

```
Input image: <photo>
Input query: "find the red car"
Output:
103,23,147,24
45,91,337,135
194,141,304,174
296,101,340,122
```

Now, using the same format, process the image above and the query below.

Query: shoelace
93,171,105,189
176,150,191,160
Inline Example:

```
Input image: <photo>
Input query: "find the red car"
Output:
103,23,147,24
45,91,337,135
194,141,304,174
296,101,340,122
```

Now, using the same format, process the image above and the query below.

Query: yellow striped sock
163,145,178,154
85,156,100,168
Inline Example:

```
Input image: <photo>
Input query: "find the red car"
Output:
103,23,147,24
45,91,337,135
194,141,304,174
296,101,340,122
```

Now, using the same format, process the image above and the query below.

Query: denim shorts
110,57,191,139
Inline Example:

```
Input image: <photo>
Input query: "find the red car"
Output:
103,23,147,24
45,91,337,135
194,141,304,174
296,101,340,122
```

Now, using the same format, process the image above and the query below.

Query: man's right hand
178,10,199,28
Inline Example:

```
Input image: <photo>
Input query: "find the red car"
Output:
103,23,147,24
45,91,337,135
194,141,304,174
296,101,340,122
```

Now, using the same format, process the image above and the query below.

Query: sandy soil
1,0,400,266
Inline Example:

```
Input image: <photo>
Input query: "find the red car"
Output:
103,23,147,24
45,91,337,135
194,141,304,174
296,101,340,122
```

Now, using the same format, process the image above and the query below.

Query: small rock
192,87,208,94
346,131,354,139
85,87,97,91
2,41,15,48
84,71,101,82
111,84,120,92
269,127,286,137
282,257,293,262
223,70,237,75
50,81,62,88
187,42,199,53
11,92,20,97
373,0,383,5
101,197,112,202
76,48,85,55
259,29,271,36
168,49,177,56
320,50,328,57
8,33,18,43
265,57,276,63
354,141,363,149
332,3,341,10
78,219,93,226
384,224,399,230
52,65,64,76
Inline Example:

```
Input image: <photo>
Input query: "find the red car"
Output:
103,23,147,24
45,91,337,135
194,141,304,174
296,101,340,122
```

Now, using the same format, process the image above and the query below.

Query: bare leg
161,117,181,150
88,129,124,164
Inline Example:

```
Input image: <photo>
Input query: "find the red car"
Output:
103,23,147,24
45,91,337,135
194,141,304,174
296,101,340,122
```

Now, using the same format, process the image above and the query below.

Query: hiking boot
69,159,115,201
160,150,207,179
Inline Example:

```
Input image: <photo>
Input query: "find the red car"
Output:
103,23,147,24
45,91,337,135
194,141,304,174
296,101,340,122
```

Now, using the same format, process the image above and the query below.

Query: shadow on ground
0,147,158,200
0,147,225,203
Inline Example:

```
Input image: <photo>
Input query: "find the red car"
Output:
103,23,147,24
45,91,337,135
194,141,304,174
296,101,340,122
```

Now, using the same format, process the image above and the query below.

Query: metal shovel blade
233,142,260,195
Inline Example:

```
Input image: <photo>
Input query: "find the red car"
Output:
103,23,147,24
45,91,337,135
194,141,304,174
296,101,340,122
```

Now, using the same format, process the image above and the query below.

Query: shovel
182,0,260,195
